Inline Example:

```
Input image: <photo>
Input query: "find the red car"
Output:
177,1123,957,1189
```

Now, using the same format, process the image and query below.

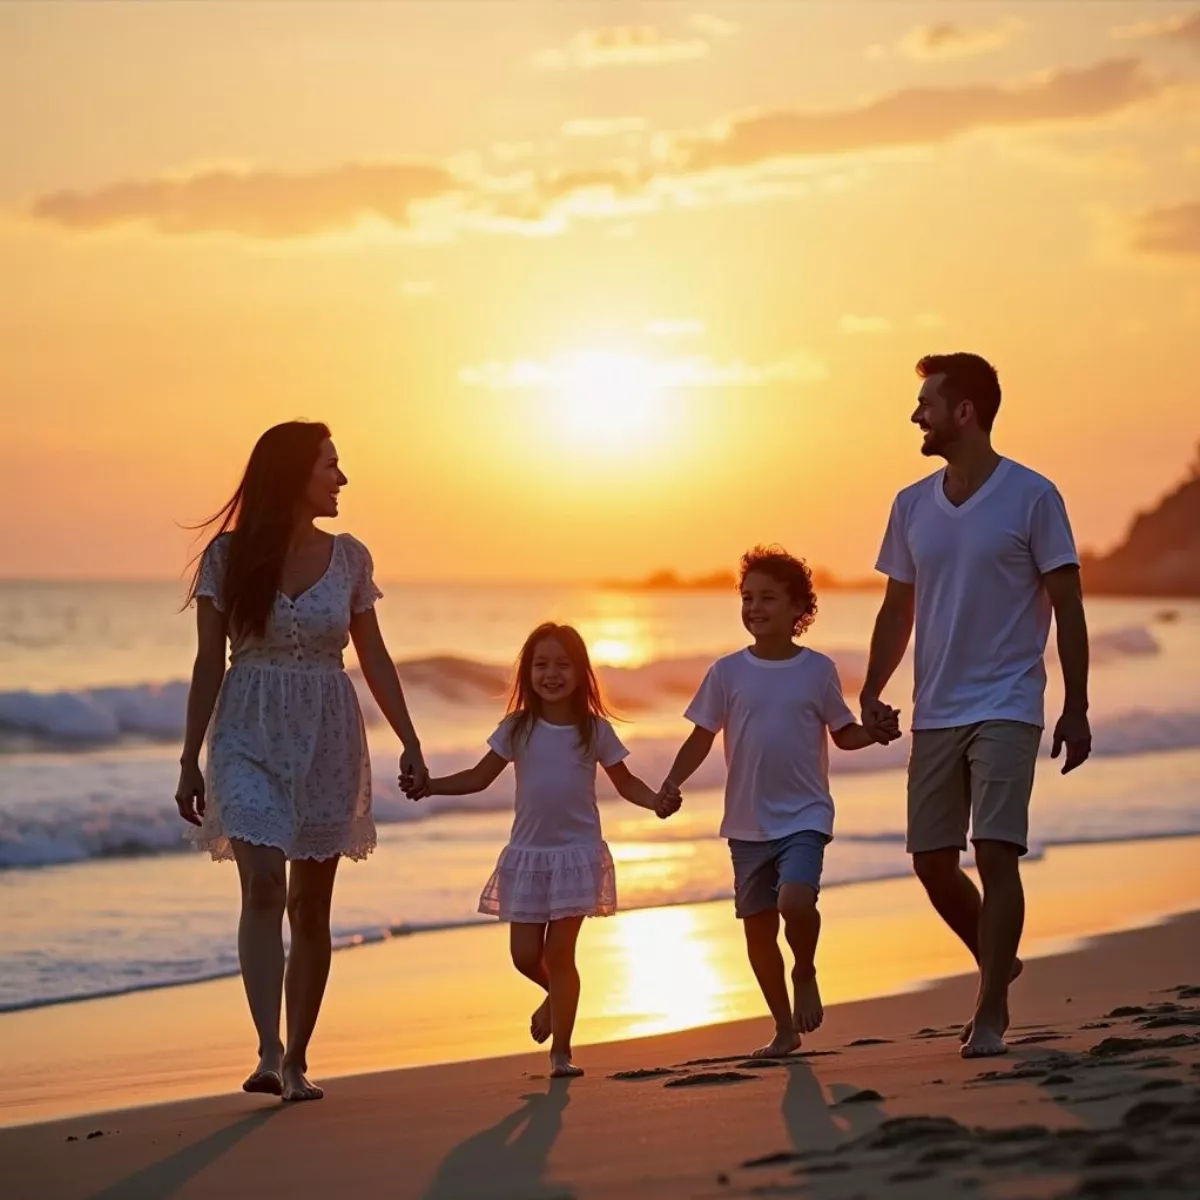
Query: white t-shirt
876,457,1079,731
488,715,628,848
685,648,855,842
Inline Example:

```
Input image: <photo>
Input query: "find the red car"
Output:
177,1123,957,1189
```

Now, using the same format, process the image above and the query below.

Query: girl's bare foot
530,997,552,1044
549,1050,584,1078
751,1028,800,1058
792,970,824,1035
243,1045,284,1095
281,1061,324,1103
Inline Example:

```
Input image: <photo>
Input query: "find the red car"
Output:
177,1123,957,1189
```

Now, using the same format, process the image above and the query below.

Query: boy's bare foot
792,970,824,1035
281,1062,324,1102
549,1051,584,1078
243,1045,284,1095
751,1028,800,1058
960,958,1023,1043
531,997,552,1044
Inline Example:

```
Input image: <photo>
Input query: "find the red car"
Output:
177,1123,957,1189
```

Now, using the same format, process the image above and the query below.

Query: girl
175,421,427,1102
406,623,677,1078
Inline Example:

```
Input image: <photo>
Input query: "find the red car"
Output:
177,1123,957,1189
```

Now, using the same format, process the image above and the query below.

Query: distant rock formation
1081,445,1200,597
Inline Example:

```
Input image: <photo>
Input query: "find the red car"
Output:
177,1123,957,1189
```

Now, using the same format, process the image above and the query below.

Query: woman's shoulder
335,531,370,554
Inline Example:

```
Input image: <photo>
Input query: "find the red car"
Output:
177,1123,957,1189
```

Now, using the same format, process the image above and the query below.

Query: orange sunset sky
4,2,1199,583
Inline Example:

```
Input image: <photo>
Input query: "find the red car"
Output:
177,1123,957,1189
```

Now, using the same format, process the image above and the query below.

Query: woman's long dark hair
186,421,331,638
506,623,612,755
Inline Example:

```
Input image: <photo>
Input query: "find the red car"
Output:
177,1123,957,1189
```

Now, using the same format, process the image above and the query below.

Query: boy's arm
831,721,893,751
665,725,717,789
424,751,508,798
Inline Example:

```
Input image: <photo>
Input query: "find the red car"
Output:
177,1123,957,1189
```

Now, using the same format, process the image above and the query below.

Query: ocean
2,580,1198,1013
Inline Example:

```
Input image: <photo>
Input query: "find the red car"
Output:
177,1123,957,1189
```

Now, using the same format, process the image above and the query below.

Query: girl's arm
664,725,717,790
175,598,228,826
425,751,508,798
350,608,427,787
602,760,662,812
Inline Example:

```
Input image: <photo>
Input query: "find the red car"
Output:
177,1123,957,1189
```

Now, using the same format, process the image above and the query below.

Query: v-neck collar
279,535,338,605
933,457,1010,518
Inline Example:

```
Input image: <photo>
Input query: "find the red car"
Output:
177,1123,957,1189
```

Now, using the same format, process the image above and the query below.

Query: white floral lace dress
189,532,380,863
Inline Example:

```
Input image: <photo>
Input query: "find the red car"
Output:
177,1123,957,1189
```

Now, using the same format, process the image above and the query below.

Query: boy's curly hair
738,545,819,637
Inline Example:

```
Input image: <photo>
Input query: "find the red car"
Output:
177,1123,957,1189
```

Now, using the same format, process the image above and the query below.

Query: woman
175,421,427,1102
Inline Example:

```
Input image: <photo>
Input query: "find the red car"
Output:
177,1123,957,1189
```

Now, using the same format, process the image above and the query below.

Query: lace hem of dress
477,841,617,921
188,815,377,864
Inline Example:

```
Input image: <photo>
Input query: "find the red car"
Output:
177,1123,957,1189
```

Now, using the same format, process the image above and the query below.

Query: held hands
655,780,683,820
174,758,206,826
1051,708,1091,774
399,746,431,801
860,695,903,745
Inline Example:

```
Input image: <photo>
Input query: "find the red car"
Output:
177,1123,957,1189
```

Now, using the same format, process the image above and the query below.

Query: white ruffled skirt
478,841,617,923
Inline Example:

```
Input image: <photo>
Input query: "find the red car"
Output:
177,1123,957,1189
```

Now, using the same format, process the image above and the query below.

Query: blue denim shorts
729,829,830,919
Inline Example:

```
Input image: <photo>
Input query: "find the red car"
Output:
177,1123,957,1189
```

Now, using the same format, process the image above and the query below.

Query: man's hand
861,694,900,744
656,780,683,819
1051,709,1091,774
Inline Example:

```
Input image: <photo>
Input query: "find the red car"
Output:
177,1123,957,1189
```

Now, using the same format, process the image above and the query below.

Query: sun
553,350,666,446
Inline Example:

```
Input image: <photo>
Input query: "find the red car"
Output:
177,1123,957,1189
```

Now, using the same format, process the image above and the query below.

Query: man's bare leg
742,910,799,1057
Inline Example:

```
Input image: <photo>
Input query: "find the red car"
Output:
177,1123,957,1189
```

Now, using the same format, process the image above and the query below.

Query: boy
664,546,899,1057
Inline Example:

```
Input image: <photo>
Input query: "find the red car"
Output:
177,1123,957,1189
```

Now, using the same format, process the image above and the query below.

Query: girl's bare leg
510,923,553,1043
231,840,288,1094
282,855,340,1102
543,916,586,1077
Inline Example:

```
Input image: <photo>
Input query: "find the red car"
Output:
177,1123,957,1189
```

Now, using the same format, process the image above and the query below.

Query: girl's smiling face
530,636,578,706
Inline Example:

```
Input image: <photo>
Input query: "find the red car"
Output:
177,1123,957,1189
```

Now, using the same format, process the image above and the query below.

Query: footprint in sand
664,1071,756,1088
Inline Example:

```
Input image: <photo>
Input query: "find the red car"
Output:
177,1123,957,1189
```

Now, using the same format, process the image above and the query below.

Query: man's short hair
916,353,1002,432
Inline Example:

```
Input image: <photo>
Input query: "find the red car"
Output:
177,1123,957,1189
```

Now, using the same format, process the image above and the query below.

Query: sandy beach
3,836,1199,1198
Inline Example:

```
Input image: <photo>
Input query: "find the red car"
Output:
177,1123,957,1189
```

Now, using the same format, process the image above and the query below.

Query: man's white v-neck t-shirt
875,457,1078,731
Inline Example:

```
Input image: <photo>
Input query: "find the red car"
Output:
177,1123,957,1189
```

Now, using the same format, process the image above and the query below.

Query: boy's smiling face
740,570,802,642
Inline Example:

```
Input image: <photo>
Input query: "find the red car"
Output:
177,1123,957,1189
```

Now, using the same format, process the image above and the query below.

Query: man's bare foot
281,1062,324,1102
961,1025,1008,1059
960,957,1023,1043
792,970,824,1035
751,1028,800,1058
530,997,551,1044
549,1051,584,1078
243,1046,283,1095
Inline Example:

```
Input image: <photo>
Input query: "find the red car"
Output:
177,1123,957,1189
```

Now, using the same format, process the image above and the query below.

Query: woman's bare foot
530,997,552,1044
549,1051,584,1078
960,958,1023,1043
243,1045,284,1095
792,970,824,1035
281,1061,324,1103
751,1027,800,1058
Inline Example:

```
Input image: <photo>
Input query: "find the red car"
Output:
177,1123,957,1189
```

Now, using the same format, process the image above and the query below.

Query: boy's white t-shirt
488,715,628,848
875,458,1079,731
685,648,855,842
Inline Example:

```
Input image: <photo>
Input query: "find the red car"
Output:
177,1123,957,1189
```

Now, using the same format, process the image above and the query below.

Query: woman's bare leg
282,855,339,1102
231,840,288,1093
543,916,586,1078
510,923,553,1043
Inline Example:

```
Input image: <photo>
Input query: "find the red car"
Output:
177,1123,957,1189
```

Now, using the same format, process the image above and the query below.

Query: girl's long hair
186,421,331,638
506,623,612,755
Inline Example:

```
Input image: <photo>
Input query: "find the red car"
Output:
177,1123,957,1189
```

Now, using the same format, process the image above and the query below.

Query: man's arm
1043,565,1091,774
860,577,915,733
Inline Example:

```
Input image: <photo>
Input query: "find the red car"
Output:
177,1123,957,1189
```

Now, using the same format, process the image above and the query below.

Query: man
861,352,1091,1059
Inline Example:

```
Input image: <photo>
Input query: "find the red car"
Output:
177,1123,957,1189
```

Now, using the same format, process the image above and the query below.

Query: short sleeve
822,663,856,733
594,719,629,768
685,662,727,733
345,535,384,613
875,495,916,584
487,717,517,762
1029,486,1079,576
195,535,229,611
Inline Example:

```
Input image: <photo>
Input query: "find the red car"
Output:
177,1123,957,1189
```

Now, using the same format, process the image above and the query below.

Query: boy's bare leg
779,883,823,1034
742,910,800,1057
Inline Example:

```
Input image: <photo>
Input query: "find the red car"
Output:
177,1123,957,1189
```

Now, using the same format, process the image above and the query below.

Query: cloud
30,161,463,238
914,313,947,329
459,351,826,391
1112,10,1200,49
840,314,892,335
1126,200,1200,257
688,13,739,39
536,26,709,70
671,58,1161,172
898,19,1023,61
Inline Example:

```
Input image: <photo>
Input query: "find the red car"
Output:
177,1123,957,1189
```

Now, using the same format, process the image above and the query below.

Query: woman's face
304,438,348,519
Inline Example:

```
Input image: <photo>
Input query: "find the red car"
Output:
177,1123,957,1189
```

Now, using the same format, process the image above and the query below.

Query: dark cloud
31,161,462,238
1127,201,1200,257
674,58,1160,171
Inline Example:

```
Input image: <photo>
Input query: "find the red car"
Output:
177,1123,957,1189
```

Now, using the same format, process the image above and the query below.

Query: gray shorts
729,829,829,919
907,720,1041,855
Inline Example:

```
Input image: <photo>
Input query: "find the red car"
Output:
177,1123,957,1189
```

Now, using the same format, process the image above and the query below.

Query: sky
4,1,1200,583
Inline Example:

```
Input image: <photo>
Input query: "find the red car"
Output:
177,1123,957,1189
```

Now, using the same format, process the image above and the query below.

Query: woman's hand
399,746,430,800
175,758,206,826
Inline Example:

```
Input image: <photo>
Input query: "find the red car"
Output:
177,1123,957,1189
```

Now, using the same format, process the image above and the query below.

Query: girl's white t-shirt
685,648,855,842
488,716,628,848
